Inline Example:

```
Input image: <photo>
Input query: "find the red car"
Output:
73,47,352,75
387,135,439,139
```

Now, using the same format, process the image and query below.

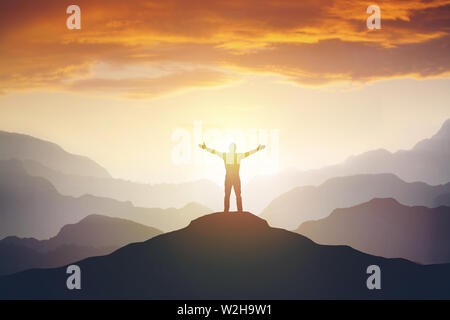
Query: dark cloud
226,36,450,84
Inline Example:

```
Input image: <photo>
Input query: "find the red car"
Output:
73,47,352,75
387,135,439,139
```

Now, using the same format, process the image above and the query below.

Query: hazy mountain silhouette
0,130,222,211
3,214,163,250
22,159,222,211
0,159,210,238
4,120,448,216
0,131,110,178
434,193,450,207
1,212,450,299
0,215,162,276
296,198,450,265
244,119,450,213
0,244,108,279
260,173,450,230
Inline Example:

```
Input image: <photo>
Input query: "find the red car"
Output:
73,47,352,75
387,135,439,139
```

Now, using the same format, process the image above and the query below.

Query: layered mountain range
296,198,450,264
0,159,209,238
0,214,162,276
1,212,449,299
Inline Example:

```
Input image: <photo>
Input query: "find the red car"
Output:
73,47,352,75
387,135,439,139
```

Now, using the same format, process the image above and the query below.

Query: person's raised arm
198,142,224,158
242,144,266,158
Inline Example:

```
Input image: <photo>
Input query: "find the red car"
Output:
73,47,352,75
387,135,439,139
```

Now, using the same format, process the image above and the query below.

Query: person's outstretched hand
257,144,266,151
199,142,207,149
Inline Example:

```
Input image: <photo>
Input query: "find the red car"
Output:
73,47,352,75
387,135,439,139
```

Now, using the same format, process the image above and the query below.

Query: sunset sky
0,0,449,184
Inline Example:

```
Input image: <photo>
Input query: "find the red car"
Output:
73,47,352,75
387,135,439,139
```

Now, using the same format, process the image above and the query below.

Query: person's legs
234,178,243,212
224,178,232,212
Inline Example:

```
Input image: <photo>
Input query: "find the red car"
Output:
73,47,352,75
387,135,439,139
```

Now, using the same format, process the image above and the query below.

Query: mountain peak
327,198,403,219
0,131,111,178
435,118,450,139
365,197,401,206
183,212,272,244
188,212,270,232
50,214,162,249
411,118,450,152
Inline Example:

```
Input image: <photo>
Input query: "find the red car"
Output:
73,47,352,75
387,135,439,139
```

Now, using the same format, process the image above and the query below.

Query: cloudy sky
0,0,449,184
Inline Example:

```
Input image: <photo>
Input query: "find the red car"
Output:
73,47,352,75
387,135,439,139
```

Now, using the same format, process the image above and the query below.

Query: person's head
229,143,236,153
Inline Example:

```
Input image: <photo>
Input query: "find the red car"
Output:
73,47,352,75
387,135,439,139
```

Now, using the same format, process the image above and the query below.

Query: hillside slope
296,198,450,264
244,118,450,213
0,130,110,178
1,212,449,299
22,159,223,211
0,215,162,276
261,173,450,229
0,159,210,238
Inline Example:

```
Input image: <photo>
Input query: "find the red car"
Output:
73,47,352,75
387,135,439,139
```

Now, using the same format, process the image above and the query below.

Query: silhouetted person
199,142,266,212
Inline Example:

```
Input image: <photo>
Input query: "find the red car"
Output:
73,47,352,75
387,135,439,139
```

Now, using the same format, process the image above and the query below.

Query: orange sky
0,0,449,183
1,0,449,95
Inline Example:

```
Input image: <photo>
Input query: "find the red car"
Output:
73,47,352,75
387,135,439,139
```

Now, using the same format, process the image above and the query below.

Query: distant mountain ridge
19,214,162,250
2,212,450,299
0,159,210,239
296,198,450,264
22,159,222,211
0,215,162,276
260,173,450,229
244,119,450,213
2,120,448,215
0,130,223,211
0,131,110,178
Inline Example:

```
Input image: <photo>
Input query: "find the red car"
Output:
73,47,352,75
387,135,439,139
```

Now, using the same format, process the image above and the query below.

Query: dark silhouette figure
199,142,266,212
